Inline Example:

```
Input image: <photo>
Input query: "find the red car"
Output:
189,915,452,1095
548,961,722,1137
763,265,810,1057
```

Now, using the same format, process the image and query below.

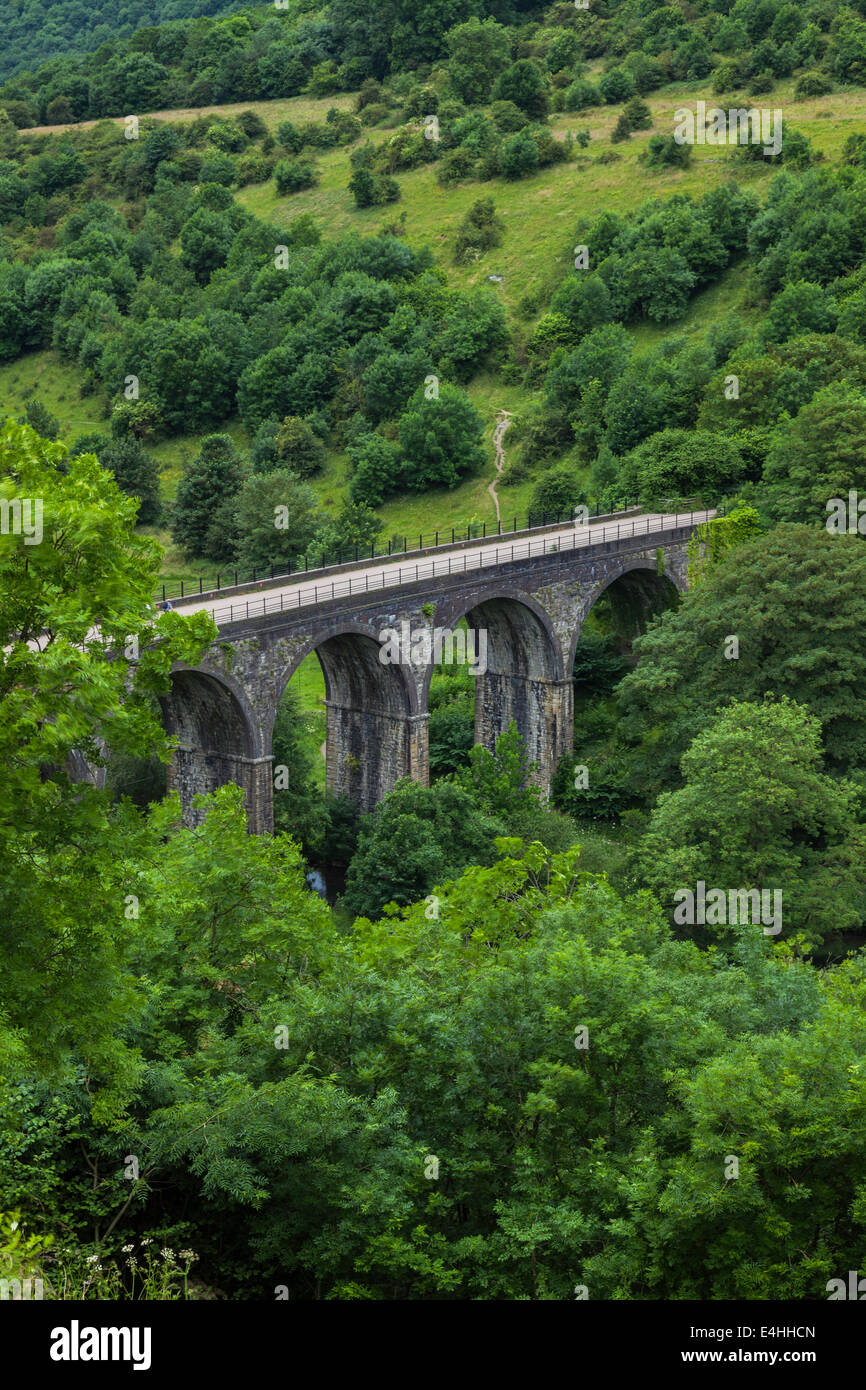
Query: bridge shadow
276,628,421,814
426,591,568,792
570,564,681,766
160,669,269,831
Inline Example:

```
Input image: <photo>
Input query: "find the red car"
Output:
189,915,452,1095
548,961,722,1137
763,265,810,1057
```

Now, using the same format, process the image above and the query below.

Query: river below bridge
306,864,347,905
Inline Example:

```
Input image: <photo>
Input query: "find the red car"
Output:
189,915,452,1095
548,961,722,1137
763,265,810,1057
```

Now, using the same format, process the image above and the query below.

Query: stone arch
276,621,421,717
275,623,424,813
430,589,565,692
426,589,570,793
568,559,682,674
160,666,271,833
65,747,107,790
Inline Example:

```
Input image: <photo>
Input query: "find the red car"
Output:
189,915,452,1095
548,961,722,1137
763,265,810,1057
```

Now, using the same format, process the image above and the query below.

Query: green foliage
433,287,508,381
171,434,243,561
618,525,866,787
20,398,60,440
274,416,325,478
599,67,636,104
491,61,550,120
763,383,866,525
348,143,401,207
621,428,747,505
343,778,505,919
72,432,162,525
498,128,541,179
529,463,587,520
274,159,318,196
611,113,632,145
428,699,474,779
489,99,528,132
0,421,214,1111
563,78,601,112
551,745,637,822
397,384,487,492
761,280,837,344
7,0,866,1307
271,685,327,854
550,276,612,342
453,197,504,266
276,121,304,154
644,133,691,169
316,499,382,559
794,69,833,98
232,470,323,573
623,95,652,131
686,506,764,585
348,432,401,507
106,748,167,810
635,699,866,947
445,17,511,104
698,335,866,435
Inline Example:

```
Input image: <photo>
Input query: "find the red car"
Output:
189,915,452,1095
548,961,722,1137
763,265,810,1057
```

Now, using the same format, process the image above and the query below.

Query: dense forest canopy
4,0,866,123
0,0,257,81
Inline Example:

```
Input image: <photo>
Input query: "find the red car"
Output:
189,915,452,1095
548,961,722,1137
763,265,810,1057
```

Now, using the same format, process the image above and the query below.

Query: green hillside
2,64,864,587
3,70,861,583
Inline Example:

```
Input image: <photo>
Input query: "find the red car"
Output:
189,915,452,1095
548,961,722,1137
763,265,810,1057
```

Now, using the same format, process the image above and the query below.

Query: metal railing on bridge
194,508,715,629
157,498,644,603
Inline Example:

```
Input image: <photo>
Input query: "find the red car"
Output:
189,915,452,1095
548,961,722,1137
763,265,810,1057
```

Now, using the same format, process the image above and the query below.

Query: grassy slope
3,74,862,582
293,651,327,787
18,93,357,137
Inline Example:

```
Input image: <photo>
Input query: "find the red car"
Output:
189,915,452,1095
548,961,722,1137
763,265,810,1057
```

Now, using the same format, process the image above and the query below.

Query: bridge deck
167,509,713,629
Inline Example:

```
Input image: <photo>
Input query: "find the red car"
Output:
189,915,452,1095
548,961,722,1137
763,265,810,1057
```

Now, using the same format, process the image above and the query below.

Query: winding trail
488,409,513,526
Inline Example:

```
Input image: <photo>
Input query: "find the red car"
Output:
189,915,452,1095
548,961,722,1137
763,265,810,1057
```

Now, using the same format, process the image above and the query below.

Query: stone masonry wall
164,533,692,830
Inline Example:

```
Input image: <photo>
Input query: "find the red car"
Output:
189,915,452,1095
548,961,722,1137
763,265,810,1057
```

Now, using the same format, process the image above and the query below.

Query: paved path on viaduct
161,509,712,832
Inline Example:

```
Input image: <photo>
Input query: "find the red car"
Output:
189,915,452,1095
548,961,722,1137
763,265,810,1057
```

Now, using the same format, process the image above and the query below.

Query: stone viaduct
159,511,709,833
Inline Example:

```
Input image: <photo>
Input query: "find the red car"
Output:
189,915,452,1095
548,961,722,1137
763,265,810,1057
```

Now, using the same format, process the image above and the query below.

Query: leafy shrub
298,122,340,149
712,60,742,95
747,70,775,95
621,428,746,504
398,384,487,491
644,133,691,168
274,159,317,194
491,60,550,119
236,152,275,186
400,85,438,118
563,78,601,112
356,78,384,111
236,110,267,140
489,99,527,132
794,71,833,99
348,432,401,506
529,463,588,521
326,109,363,144
611,113,631,144
499,129,540,179
274,416,326,477
436,146,475,185
454,197,504,266
360,102,388,126
598,67,636,104
198,153,235,186
276,120,304,153
207,121,247,153
623,96,652,131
